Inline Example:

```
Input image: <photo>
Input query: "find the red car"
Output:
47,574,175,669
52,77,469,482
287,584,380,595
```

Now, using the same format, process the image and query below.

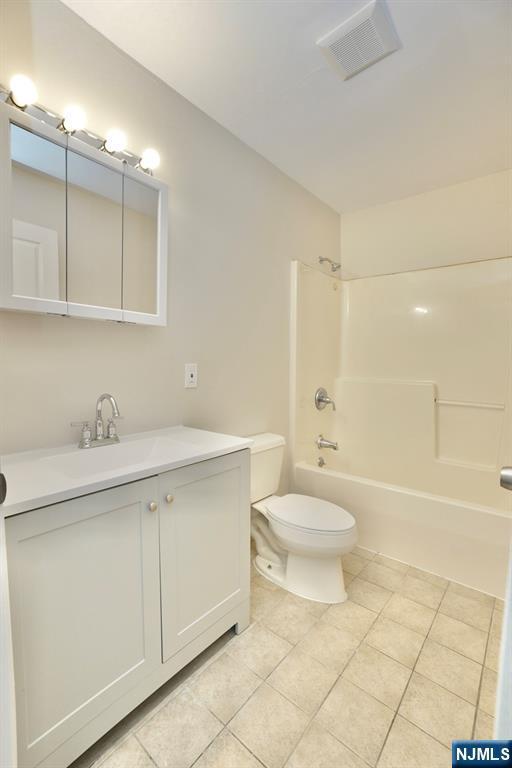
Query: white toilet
250,433,357,604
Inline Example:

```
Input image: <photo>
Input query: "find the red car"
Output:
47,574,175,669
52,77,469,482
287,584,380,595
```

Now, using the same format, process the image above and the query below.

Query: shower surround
289,172,512,596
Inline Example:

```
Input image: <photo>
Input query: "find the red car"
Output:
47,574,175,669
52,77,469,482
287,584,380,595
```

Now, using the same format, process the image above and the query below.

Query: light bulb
62,104,86,133
9,74,38,108
104,128,127,153
140,148,160,171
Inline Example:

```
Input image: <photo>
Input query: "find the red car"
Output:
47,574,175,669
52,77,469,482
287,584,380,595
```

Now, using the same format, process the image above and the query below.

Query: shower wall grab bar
434,398,505,411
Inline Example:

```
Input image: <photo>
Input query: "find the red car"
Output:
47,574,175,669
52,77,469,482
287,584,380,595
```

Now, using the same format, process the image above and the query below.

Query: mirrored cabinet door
67,148,123,319
123,176,159,316
9,123,67,309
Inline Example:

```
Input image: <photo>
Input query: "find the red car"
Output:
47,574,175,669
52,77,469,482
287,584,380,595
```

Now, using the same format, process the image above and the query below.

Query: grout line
471,621,494,739
374,575,451,765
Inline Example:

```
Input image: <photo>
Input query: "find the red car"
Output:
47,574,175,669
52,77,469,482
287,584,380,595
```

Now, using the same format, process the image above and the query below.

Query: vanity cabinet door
159,450,250,662
6,479,161,768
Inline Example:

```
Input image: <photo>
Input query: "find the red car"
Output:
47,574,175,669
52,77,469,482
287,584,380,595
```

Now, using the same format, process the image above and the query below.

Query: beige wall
0,0,339,455
340,170,512,279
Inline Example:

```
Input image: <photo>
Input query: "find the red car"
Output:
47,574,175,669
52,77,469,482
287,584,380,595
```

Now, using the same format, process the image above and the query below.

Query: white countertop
0,426,252,517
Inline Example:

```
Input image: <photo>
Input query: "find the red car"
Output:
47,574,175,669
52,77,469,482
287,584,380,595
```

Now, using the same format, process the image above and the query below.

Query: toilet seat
264,493,355,535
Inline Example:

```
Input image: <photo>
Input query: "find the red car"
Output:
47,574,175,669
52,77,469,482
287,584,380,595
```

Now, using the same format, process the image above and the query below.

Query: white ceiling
62,0,511,213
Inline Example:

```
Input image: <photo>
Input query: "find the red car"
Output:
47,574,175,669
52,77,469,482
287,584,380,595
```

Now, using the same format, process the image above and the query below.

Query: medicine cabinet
0,103,167,325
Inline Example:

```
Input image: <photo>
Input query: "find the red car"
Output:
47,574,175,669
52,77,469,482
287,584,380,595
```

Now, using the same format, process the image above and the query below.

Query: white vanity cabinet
159,452,250,660
4,442,250,768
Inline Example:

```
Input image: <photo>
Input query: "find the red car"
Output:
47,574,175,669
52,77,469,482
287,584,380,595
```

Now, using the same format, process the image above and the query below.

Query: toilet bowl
249,434,357,604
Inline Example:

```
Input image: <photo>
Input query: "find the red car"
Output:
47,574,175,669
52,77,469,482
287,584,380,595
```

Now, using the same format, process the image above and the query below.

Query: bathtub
294,460,512,598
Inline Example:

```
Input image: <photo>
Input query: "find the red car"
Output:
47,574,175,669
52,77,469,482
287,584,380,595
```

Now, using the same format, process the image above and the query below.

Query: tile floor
72,547,502,768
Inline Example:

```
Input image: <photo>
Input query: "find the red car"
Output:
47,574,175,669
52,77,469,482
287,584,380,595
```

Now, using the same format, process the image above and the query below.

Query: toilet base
254,552,347,604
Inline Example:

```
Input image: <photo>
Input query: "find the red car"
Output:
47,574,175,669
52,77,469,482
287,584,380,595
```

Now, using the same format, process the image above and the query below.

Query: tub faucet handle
315,387,336,411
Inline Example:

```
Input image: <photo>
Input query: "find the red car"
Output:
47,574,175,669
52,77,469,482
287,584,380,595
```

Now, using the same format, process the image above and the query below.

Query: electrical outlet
184,363,198,388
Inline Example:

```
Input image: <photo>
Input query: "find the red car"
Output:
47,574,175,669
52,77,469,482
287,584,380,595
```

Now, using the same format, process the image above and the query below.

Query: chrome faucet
71,393,122,449
96,393,121,441
316,434,338,450
315,387,336,411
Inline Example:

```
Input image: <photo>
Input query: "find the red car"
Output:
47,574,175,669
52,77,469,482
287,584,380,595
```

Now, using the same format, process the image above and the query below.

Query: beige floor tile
262,594,319,644
377,716,451,768
296,619,360,673
343,570,356,586
324,599,378,640
286,721,367,768
474,709,495,740
251,572,283,593
347,578,393,613
406,566,448,590
479,667,497,717
365,616,424,668
399,575,444,610
97,737,154,768
415,639,482,704
229,684,309,768
251,585,285,621
485,611,503,672
228,623,292,679
343,643,411,709
194,730,262,768
447,582,494,607
268,647,337,715
137,688,222,768
399,673,474,747
190,653,261,723
317,677,394,766
286,592,330,619
429,613,487,664
353,545,376,560
361,561,406,592
343,552,367,576
374,554,409,574
439,590,493,632
382,593,435,635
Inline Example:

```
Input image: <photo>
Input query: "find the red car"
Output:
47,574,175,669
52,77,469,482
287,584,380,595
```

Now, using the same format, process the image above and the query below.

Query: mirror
123,176,159,315
2,103,167,324
10,124,66,301
67,150,123,310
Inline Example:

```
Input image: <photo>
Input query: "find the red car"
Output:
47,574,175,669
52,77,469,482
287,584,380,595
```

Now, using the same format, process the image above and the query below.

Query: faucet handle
106,417,122,440
71,421,92,449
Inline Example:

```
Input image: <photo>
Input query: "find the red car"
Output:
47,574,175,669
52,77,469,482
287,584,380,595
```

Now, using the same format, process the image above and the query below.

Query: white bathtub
294,460,512,598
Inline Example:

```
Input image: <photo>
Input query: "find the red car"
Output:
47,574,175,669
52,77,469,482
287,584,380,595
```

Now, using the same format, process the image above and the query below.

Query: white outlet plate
184,363,198,388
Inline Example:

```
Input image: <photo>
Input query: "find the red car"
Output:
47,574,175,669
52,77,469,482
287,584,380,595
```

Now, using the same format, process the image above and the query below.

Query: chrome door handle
500,467,512,491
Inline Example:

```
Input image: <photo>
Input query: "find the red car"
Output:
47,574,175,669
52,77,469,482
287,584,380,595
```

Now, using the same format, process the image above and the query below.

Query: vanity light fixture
9,74,38,108
61,104,86,133
139,148,160,172
103,128,128,154
2,78,161,173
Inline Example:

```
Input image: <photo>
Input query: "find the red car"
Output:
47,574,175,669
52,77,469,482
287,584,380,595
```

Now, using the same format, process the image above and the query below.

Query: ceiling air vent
317,0,400,81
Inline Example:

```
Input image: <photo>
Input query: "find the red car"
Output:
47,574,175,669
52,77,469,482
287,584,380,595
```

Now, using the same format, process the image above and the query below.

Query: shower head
319,257,341,273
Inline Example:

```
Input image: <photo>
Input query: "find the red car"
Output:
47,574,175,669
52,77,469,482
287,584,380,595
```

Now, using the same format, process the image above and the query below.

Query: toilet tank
249,433,286,503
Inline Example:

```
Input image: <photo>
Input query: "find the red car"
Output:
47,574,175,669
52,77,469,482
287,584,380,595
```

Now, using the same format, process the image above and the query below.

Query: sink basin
1,426,252,516
40,435,198,480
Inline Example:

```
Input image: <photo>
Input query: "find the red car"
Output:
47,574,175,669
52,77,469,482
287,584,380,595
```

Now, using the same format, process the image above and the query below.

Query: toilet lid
265,493,355,534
